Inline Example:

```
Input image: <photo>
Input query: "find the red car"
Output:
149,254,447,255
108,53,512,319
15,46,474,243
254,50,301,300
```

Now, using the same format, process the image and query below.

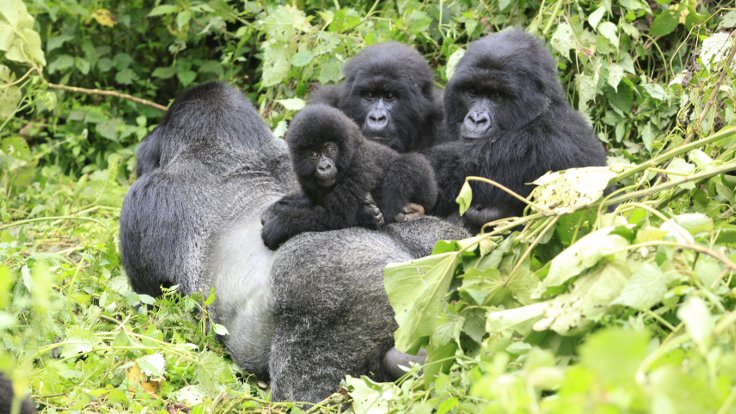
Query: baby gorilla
261,104,437,250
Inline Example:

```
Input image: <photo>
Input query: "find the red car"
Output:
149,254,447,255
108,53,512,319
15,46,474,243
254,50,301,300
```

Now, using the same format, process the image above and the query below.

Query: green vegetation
1,0,735,412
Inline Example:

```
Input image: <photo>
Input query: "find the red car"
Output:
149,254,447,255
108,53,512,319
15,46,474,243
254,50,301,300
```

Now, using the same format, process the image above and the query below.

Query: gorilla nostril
468,112,489,126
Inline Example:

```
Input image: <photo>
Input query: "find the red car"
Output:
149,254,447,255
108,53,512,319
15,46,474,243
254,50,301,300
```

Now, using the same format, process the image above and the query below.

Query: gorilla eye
307,150,319,160
466,88,477,98
323,143,337,157
384,91,396,101
362,90,376,101
490,91,502,100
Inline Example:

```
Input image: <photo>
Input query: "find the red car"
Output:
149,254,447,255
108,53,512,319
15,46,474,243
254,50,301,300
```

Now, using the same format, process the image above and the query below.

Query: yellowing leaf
530,166,616,214
92,9,117,28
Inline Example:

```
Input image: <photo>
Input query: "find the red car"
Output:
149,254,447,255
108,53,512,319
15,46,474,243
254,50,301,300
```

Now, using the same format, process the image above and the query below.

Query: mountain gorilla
310,42,446,152
261,104,438,249
426,28,607,231
0,373,35,414
119,81,468,400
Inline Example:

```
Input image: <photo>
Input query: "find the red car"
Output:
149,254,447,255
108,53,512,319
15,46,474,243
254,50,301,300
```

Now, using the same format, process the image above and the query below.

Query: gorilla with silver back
119,81,468,399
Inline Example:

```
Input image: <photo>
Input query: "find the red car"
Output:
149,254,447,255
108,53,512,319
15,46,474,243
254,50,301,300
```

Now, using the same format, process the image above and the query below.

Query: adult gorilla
426,28,607,231
310,42,446,152
119,81,467,399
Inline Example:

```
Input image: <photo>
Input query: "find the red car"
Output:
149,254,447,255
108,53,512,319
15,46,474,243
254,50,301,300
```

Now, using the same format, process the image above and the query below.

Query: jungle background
1,0,735,412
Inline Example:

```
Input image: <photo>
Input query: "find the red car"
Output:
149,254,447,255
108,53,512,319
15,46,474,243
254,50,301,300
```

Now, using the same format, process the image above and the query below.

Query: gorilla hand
360,193,385,229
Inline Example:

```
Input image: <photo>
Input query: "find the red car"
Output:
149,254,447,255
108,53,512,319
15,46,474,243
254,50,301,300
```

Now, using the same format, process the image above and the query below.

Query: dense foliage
1,0,735,412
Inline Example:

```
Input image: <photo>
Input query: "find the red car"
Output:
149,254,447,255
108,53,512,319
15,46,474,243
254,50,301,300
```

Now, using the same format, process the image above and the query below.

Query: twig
612,126,736,184
605,162,736,206
46,82,168,111
465,176,553,214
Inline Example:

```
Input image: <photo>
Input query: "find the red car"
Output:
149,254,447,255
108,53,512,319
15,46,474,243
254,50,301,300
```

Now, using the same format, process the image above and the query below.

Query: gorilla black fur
426,28,608,231
119,81,469,401
261,104,438,249
0,373,35,414
310,42,446,152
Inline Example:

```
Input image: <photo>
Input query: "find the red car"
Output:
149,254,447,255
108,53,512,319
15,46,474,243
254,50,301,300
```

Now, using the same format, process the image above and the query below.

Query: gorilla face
286,105,359,197
311,42,445,152
444,29,565,142
304,142,339,187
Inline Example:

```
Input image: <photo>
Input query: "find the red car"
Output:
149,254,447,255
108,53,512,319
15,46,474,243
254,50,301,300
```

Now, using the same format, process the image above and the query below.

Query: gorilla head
310,42,445,152
444,28,566,142
286,105,362,196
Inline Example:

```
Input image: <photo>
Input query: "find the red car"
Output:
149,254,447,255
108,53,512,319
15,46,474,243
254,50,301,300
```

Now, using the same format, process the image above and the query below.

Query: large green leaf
0,0,46,66
385,252,459,353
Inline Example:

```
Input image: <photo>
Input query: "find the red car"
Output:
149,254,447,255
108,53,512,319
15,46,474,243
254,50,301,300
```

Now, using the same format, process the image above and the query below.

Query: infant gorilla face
305,141,339,187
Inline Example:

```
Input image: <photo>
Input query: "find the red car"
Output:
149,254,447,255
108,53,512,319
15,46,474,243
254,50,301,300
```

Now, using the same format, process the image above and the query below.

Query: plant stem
612,126,736,184
47,82,168,111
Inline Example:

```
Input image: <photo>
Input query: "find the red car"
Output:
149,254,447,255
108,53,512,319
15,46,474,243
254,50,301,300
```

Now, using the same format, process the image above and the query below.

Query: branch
47,82,168,111
684,31,736,144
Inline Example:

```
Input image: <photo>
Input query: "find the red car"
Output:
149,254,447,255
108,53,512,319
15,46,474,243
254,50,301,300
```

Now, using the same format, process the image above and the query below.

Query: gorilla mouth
317,176,337,187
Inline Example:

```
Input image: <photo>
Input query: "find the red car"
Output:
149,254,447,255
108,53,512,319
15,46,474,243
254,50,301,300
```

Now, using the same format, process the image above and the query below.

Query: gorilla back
119,81,296,296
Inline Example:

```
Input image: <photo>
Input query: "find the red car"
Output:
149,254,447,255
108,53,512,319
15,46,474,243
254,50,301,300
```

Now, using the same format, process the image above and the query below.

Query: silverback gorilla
261,104,438,249
426,28,607,231
310,42,446,152
119,81,468,401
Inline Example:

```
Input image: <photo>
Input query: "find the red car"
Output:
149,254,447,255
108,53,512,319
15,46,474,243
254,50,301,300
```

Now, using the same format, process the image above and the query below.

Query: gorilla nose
318,163,332,173
461,111,492,139
467,111,490,126
366,110,389,130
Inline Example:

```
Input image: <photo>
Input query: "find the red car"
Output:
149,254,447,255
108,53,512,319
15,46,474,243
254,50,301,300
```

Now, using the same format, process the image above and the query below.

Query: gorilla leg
379,152,438,223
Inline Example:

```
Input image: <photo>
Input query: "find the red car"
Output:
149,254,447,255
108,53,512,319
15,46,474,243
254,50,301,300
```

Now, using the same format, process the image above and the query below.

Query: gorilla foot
394,203,425,222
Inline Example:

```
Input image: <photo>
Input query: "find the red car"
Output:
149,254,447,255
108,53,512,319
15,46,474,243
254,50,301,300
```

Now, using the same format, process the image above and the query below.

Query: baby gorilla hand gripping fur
426,28,608,232
261,104,438,249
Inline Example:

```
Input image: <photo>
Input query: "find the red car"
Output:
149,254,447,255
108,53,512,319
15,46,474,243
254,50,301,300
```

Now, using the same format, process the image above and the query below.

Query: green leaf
176,10,191,30
542,227,629,289
0,0,46,66
177,69,196,86
650,11,679,36
535,260,630,334
700,32,735,71
612,263,675,310
455,180,472,216
407,10,431,34
148,5,179,17
152,66,177,79
579,327,649,386
597,22,619,48
385,252,459,352
587,6,606,30
48,54,74,73
136,353,166,377
114,68,136,84
346,376,395,414
275,98,305,111
607,63,624,90
261,41,290,87
677,297,713,350
0,82,20,119
290,50,314,67
550,22,575,60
